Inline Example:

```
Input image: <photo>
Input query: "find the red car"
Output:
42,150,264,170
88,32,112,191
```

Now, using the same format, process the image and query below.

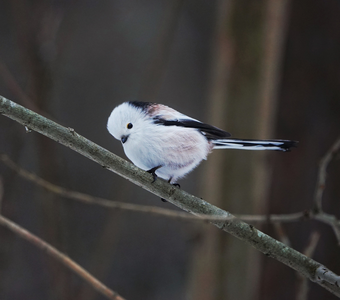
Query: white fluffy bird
107,101,297,184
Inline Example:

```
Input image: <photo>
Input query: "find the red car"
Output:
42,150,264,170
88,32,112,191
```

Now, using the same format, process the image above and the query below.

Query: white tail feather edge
212,139,297,152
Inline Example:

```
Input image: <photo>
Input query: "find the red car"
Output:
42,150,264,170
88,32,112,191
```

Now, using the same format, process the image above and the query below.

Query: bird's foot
146,165,162,183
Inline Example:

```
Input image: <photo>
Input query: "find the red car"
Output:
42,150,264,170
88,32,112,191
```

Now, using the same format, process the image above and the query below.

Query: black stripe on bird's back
128,101,153,112
153,118,231,139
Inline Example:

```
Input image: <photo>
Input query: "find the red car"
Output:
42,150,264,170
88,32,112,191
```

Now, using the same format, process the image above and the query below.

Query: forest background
0,1,340,300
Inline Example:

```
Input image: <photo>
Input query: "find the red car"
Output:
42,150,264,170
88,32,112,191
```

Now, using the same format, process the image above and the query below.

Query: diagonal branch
0,215,125,300
0,95,339,297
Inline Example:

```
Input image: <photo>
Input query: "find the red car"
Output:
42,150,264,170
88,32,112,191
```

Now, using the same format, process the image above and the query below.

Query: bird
107,101,297,184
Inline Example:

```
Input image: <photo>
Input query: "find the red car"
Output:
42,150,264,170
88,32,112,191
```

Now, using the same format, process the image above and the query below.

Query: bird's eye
127,123,133,129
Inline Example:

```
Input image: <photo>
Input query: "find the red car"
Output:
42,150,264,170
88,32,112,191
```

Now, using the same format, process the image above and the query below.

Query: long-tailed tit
107,101,297,184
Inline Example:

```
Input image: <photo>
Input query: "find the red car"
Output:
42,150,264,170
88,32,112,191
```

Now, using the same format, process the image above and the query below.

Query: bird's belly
123,144,159,171
123,129,211,182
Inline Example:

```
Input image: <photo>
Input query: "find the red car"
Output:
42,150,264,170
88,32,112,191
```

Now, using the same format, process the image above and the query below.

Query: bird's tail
212,138,298,152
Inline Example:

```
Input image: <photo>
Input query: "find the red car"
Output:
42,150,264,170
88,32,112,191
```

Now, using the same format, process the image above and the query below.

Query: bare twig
1,95,340,297
296,232,321,300
274,222,291,247
311,137,340,245
313,214,340,246
313,137,340,213
0,60,37,112
303,232,321,258
0,215,125,300
4,152,340,241
0,176,3,214
242,212,307,223
1,128,340,243
0,60,53,120
0,153,218,221
0,153,308,223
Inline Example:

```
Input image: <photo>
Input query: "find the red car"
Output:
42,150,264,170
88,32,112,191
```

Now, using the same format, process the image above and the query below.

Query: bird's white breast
123,123,212,182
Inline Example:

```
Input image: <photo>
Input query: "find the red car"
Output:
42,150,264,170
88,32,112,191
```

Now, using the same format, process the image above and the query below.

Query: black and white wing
131,102,231,139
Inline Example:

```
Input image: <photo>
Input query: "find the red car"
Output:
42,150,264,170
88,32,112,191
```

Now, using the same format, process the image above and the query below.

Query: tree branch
1,95,340,297
0,215,125,300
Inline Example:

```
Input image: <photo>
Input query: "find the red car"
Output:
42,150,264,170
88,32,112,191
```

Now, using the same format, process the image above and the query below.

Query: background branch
296,232,321,300
0,214,125,300
0,152,307,223
2,153,338,233
1,95,340,297
311,137,340,245
313,137,340,213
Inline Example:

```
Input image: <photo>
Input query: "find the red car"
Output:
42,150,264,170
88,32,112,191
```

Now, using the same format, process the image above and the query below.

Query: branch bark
1,95,339,297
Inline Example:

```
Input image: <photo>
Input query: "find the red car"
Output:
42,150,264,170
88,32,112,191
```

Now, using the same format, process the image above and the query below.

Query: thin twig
1,95,340,297
0,153,307,223
0,215,125,300
313,214,340,246
303,232,320,258
240,212,307,223
0,60,52,119
313,137,340,213
274,222,291,247
1,147,340,240
296,232,321,300
0,176,3,214
3,153,338,236
312,136,340,245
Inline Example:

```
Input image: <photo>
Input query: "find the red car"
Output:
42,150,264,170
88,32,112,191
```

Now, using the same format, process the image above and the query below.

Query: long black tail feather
212,138,298,152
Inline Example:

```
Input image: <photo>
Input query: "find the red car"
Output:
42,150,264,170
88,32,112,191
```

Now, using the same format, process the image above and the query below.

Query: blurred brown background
0,0,339,299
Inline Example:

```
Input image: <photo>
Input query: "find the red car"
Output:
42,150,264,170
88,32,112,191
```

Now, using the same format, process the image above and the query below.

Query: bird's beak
121,135,129,144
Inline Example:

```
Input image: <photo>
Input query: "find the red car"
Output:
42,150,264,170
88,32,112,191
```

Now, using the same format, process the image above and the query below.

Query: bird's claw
146,165,162,183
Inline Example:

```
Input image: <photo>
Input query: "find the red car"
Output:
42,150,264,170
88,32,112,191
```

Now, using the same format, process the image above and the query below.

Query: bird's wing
150,104,231,139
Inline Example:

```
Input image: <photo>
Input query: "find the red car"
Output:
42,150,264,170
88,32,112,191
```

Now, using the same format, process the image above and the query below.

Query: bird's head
107,102,150,145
